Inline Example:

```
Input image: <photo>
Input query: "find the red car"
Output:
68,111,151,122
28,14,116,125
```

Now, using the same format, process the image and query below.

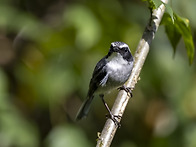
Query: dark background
0,0,196,147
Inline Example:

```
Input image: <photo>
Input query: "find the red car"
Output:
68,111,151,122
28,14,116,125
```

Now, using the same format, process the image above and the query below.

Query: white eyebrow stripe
111,42,116,46
111,42,128,48
119,44,128,48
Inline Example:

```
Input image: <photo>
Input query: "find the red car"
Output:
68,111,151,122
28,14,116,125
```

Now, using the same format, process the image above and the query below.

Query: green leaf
152,0,163,9
142,0,163,10
175,14,195,64
161,13,195,64
164,3,174,23
161,13,180,54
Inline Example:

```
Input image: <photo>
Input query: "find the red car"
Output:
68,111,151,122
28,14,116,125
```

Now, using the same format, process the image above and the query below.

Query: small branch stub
96,0,169,147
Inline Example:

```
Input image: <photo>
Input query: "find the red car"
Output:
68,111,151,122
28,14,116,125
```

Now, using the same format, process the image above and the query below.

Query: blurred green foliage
0,0,195,147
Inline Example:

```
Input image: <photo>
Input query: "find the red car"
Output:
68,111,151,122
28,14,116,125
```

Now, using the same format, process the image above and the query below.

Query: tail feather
76,96,94,120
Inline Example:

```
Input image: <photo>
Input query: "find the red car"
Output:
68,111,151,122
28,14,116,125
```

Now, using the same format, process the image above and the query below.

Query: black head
108,41,133,62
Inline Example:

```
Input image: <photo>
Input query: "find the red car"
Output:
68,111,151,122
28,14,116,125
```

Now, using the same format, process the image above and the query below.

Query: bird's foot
105,113,121,128
118,85,133,98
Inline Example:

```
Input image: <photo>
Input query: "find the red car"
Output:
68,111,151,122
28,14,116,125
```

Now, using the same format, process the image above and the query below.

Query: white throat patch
106,52,128,71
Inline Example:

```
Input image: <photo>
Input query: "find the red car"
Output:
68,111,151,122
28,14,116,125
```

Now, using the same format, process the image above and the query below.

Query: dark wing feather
87,56,108,97
76,56,108,120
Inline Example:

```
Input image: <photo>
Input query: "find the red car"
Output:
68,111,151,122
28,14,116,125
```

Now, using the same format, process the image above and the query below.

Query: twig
96,0,169,146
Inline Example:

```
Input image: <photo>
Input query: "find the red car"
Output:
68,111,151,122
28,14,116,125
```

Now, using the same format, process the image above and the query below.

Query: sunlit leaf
161,13,181,54
175,14,195,64
164,3,174,23
161,13,195,64
142,0,163,10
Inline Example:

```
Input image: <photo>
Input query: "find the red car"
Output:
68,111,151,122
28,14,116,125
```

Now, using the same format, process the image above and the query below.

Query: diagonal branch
96,0,169,146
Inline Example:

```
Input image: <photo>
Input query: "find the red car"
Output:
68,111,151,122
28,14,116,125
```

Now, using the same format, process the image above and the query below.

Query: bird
76,41,134,126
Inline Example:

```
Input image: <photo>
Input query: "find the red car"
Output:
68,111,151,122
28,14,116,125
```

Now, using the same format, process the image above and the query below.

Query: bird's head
108,41,133,62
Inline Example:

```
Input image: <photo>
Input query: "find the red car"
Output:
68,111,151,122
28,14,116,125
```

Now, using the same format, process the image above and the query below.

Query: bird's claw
117,85,133,98
105,113,121,128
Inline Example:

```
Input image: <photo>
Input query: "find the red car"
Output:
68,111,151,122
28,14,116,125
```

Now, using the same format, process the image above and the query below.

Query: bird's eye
123,47,128,52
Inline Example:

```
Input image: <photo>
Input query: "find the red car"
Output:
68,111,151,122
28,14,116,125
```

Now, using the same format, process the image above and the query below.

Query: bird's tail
76,96,94,121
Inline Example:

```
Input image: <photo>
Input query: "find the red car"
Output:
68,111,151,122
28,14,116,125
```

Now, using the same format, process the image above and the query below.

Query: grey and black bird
76,41,134,126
